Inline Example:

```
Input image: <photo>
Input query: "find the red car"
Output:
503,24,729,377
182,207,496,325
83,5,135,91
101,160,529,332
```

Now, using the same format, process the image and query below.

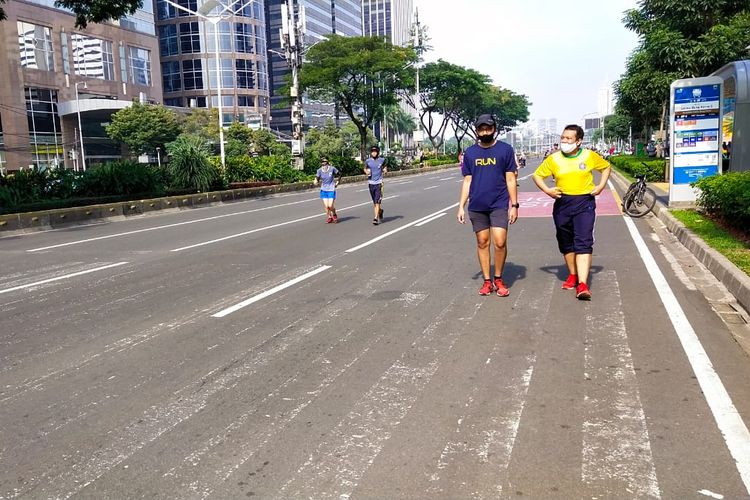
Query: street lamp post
75,81,87,171
162,0,256,170
156,146,162,167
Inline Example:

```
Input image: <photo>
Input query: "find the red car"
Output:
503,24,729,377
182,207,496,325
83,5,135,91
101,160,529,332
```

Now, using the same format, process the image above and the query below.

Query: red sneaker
562,274,578,290
326,215,333,224
576,282,592,300
479,280,494,296
332,214,338,223
494,278,509,297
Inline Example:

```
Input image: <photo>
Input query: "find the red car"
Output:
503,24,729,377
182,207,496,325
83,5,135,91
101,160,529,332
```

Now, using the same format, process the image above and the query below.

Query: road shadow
333,216,357,223
539,264,604,285
379,215,404,224
470,261,527,287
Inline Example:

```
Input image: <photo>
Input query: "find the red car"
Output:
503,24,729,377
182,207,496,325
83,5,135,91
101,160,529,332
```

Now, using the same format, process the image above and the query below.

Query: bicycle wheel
623,186,657,217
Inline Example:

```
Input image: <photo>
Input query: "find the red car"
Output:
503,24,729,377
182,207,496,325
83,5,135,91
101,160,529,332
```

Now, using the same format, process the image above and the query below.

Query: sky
412,0,641,128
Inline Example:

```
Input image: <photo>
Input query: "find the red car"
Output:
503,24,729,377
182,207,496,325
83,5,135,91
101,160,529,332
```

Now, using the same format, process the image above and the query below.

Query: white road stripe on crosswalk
427,283,554,496
279,295,477,498
624,215,750,493
582,270,661,498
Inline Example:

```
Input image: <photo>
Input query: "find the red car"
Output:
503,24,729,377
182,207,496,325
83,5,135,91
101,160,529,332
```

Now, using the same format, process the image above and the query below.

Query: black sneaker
372,218,379,225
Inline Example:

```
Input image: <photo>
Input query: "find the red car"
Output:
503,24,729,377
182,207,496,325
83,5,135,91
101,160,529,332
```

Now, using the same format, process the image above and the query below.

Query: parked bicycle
621,164,657,217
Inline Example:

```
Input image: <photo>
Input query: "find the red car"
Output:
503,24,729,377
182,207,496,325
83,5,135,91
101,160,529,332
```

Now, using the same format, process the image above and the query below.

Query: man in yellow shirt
532,124,611,300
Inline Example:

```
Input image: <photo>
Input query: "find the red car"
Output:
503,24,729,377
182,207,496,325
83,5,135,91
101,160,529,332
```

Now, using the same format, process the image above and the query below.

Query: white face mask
560,142,578,154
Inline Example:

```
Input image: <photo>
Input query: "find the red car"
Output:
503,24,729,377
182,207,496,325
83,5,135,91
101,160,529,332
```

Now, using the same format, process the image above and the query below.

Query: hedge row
608,155,666,182
693,171,750,232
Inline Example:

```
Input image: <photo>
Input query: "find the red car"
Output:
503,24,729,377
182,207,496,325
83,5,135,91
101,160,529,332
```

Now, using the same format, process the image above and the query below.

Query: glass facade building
265,0,361,135
362,0,413,46
155,0,270,128
0,0,161,171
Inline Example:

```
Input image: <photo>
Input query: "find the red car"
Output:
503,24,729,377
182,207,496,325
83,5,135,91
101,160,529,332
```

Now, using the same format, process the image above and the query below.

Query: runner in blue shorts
364,145,387,225
315,157,341,223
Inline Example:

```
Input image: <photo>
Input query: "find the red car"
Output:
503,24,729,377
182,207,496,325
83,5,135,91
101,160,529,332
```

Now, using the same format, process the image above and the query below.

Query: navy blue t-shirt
461,141,516,211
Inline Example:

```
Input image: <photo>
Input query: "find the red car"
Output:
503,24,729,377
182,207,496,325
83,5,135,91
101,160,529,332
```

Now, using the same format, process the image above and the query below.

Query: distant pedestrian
532,124,611,300
457,114,519,297
314,156,340,223
458,148,464,169
364,145,387,225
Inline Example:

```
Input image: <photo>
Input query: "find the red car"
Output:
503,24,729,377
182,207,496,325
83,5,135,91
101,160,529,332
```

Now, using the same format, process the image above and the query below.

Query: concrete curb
0,163,459,237
610,170,750,314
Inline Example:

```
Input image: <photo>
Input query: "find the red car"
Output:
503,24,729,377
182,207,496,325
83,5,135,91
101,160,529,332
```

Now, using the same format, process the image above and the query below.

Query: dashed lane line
211,266,332,318
345,203,458,253
0,262,129,295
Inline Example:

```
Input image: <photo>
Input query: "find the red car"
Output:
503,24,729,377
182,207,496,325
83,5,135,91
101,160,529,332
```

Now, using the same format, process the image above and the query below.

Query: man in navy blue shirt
457,114,519,296
364,145,387,225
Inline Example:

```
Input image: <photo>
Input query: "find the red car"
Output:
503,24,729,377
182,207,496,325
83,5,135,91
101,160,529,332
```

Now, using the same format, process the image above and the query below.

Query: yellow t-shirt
534,149,610,195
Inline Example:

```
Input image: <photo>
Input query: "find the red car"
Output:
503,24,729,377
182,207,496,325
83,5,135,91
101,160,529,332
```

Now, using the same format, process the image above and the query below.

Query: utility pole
412,8,423,149
280,0,305,170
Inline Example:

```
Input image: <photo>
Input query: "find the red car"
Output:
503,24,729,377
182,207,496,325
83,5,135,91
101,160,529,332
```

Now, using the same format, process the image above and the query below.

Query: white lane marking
0,262,128,295
581,270,661,498
26,198,319,252
390,180,413,185
212,265,331,318
280,295,473,498
439,177,454,181
519,172,535,181
171,199,386,252
345,202,458,253
423,185,439,191
415,212,447,227
624,215,750,493
428,284,553,496
698,489,725,499
356,188,368,192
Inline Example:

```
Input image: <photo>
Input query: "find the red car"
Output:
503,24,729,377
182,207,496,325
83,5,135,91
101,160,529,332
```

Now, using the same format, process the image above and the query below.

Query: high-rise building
597,82,615,118
361,0,412,46
154,0,270,130
265,0,361,135
0,0,161,172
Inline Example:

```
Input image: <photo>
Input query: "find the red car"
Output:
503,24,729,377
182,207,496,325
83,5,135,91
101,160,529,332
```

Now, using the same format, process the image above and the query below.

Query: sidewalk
610,170,750,317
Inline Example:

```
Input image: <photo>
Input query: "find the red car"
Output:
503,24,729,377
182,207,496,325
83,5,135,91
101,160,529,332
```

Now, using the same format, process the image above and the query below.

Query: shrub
167,135,215,192
608,155,665,181
224,155,308,184
78,161,165,197
693,171,750,231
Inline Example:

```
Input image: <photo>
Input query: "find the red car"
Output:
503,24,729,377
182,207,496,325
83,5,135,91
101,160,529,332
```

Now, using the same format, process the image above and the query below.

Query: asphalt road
1,160,750,499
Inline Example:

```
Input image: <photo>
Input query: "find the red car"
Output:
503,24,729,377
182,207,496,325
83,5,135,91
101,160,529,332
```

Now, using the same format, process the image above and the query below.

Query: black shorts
468,208,509,232
368,183,383,204
552,194,596,254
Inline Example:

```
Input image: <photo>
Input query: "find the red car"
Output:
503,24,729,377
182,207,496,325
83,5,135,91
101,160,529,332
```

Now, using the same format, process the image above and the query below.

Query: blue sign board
670,78,722,204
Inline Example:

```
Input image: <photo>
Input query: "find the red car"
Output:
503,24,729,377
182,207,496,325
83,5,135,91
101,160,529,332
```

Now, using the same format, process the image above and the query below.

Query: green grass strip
671,209,750,276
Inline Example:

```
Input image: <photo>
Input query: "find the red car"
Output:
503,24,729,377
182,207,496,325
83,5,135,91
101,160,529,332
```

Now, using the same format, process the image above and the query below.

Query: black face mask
478,134,494,144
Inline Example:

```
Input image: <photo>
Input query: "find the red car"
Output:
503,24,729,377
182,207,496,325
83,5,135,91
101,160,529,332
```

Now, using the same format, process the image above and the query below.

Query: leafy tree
182,108,220,144
166,135,214,192
603,113,631,141
106,102,181,156
418,60,489,149
299,35,417,159
0,0,143,28
383,104,417,138
450,85,530,144
617,0,750,134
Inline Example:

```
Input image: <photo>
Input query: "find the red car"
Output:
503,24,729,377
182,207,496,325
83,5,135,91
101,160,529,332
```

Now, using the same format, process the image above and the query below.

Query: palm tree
383,105,417,146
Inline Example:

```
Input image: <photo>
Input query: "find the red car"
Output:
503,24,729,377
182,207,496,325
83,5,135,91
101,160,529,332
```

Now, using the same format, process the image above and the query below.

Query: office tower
361,0,412,46
265,0,361,136
155,0,271,130
0,0,161,171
